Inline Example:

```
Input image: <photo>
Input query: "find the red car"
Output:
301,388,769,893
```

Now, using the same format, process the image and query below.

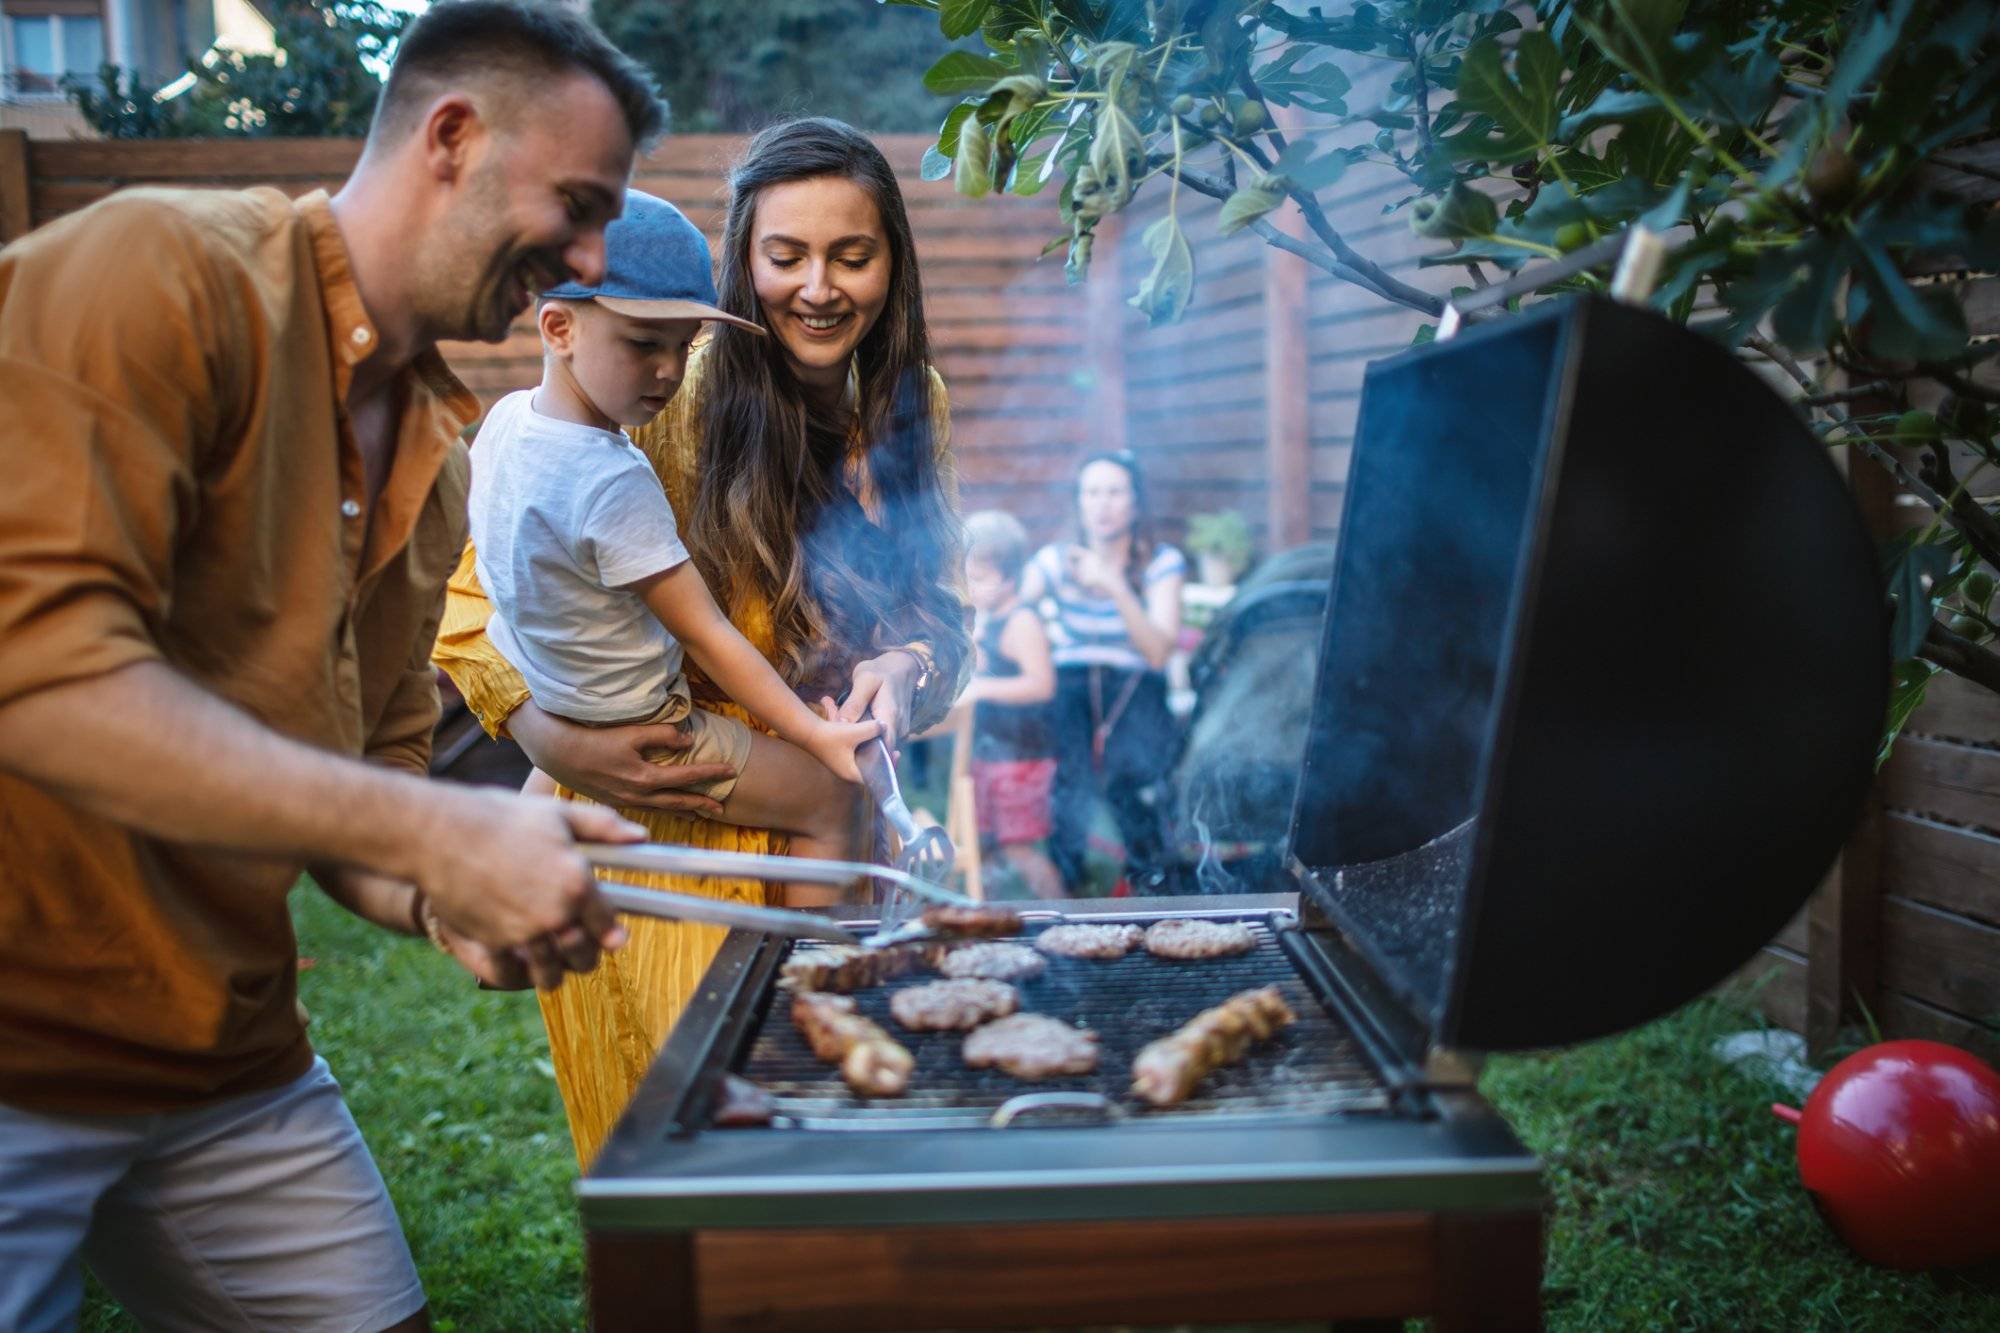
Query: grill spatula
853,735,956,932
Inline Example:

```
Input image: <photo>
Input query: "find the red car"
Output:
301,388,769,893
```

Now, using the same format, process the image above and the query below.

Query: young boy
958,511,1064,899
468,190,877,880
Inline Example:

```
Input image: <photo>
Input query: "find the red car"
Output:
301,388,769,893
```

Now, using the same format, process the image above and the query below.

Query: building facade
2,0,273,135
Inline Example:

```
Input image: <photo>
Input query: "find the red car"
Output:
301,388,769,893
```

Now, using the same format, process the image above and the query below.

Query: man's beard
429,171,527,344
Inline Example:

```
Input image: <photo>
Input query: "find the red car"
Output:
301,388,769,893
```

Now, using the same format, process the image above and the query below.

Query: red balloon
1772,1040,2000,1269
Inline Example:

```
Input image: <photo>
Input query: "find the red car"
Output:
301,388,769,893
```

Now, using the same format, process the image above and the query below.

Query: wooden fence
0,124,1437,547
1737,141,2000,1062
4,122,1995,1061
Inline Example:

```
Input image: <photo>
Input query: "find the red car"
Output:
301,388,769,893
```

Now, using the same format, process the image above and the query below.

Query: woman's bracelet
889,641,937,697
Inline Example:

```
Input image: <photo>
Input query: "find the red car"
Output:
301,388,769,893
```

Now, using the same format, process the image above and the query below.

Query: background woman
1019,451,1185,893
434,117,967,1165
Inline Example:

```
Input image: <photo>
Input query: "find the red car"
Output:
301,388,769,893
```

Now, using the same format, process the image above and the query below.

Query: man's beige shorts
590,675,753,802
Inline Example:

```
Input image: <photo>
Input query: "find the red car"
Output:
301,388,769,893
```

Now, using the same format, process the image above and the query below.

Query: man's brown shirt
0,187,474,1113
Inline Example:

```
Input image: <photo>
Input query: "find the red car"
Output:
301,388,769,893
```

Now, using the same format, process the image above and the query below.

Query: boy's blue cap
543,189,764,334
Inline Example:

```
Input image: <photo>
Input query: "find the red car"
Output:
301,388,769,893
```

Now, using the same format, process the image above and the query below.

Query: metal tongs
576,840,975,948
854,735,957,932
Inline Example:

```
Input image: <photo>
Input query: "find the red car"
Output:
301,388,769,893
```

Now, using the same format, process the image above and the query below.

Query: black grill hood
1285,294,1885,1053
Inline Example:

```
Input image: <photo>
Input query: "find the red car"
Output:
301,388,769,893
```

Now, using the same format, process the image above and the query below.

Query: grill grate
727,915,1392,1130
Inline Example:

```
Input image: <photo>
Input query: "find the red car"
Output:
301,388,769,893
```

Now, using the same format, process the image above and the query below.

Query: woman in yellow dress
433,118,969,1165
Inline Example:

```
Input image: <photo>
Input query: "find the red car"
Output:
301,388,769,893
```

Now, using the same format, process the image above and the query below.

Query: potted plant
1187,510,1253,587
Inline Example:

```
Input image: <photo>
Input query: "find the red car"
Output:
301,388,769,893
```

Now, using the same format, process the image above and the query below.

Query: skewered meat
1142,918,1256,960
938,941,1047,982
963,1013,1100,1079
1034,923,1144,960
888,979,1020,1031
790,993,913,1097
920,904,1025,938
782,943,938,993
1130,985,1297,1107
711,1074,775,1127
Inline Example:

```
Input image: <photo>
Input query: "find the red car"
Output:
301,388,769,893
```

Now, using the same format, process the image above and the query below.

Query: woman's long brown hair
688,118,967,696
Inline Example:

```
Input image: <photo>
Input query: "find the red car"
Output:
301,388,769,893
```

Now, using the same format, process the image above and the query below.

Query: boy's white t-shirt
467,389,690,723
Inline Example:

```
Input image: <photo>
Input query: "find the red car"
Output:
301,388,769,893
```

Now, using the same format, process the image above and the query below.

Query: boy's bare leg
715,731,866,903
1001,843,1065,900
521,767,559,798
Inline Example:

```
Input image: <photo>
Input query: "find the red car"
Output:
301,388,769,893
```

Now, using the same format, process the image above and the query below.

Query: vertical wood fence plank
1801,379,1900,1054
1808,812,1882,1058
1086,214,1128,456
0,130,31,244
1263,200,1311,549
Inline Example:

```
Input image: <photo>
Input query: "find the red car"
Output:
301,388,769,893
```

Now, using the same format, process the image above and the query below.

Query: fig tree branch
1922,620,2000,695
1167,161,1445,316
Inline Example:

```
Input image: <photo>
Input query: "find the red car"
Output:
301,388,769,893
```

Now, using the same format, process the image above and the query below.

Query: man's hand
406,784,646,966
507,700,731,816
420,902,534,990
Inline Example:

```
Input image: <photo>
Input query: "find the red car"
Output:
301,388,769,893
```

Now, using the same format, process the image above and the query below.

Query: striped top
1030,541,1186,672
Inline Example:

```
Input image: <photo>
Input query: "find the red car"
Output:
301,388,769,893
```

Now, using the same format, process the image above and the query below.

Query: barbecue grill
581,291,1887,1331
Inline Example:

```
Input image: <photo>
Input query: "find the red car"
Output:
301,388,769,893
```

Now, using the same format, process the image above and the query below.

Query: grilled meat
938,941,1047,982
962,1013,1100,1079
888,979,1020,1032
790,993,914,1097
711,1073,775,1127
1130,985,1297,1107
1142,918,1256,960
1034,923,1144,960
920,904,1025,938
782,943,938,993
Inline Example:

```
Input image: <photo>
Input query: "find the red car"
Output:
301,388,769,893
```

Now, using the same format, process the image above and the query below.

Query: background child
468,190,878,886
958,511,1062,899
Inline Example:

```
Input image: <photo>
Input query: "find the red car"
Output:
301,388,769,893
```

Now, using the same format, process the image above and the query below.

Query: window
59,13,98,75
8,16,53,92
4,1,102,98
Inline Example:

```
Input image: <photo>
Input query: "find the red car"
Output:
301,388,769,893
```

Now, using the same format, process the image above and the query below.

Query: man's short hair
371,0,665,150
964,510,1032,584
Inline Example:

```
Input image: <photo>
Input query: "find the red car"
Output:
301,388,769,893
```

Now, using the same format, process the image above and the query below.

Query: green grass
1486,998,2000,1330
85,889,2000,1331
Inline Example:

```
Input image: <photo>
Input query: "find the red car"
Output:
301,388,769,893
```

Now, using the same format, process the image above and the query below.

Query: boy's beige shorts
591,674,754,802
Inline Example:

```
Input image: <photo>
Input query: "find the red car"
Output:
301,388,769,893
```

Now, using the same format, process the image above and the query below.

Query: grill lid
1289,295,1884,1053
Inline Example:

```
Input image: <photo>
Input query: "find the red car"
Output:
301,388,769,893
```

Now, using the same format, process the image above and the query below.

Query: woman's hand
838,650,921,748
1065,546,1124,598
506,700,730,817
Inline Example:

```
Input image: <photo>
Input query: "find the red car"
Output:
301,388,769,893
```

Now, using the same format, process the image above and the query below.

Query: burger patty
1034,923,1144,960
962,1013,1100,1080
937,941,1047,982
920,904,1025,938
888,978,1021,1032
1142,919,1256,960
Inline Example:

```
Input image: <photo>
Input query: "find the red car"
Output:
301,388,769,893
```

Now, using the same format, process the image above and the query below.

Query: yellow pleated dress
433,345,961,1166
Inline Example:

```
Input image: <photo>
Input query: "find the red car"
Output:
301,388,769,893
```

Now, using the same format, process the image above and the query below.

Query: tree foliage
595,0,960,132
66,1,403,139
907,0,2000,744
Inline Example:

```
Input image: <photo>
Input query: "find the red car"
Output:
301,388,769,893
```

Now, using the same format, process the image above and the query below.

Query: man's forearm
312,863,421,936
0,660,433,880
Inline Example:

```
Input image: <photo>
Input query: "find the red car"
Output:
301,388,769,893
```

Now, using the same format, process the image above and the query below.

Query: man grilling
0,4,711,1328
